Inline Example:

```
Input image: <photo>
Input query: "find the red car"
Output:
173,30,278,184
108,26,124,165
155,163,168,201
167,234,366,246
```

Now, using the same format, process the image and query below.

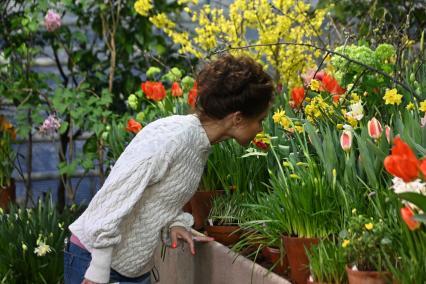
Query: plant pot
345,266,392,284
283,235,319,284
205,225,241,246
190,190,224,230
261,246,289,275
182,201,192,214
0,179,15,211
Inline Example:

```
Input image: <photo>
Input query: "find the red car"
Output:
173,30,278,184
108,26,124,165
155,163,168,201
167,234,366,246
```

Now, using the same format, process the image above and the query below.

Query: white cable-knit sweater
69,114,211,283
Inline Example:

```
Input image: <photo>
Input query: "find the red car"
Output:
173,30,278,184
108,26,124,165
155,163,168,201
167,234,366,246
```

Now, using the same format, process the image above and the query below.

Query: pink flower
367,117,383,139
385,125,391,143
39,114,61,134
301,69,325,86
44,10,61,32
340,130,352,152
421,113,426,128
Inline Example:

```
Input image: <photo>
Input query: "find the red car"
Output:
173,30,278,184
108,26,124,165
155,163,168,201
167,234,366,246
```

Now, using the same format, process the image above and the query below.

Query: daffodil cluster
304,96,334,123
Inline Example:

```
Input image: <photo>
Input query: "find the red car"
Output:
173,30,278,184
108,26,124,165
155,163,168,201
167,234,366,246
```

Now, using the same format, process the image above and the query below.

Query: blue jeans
64,242,151,284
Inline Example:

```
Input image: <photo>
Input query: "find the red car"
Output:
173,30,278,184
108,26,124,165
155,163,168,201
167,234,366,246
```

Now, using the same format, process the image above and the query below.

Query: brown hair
195,53,274,120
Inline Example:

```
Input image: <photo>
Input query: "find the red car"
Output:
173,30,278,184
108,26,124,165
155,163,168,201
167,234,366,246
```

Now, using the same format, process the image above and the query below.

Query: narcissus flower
340,130,352,152
367,117,383,139
171,82,183,97
342,239,350,248
384,137,420,182
126,118,142,134
400,206,420,231
141,81,166,101
364,223,374,230
383,88,402,105
420,100,426,112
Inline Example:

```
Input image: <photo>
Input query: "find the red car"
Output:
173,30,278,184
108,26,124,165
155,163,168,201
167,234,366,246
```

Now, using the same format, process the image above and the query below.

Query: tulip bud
367,117,383,139
400,206,420,231
340,130,352,152
385,125,391,143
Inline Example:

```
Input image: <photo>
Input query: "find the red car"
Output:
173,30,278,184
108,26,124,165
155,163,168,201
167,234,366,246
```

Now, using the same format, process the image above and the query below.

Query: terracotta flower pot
346,266,392,284
282,235,319,284
261,246,289,275
0,179,16,211
190,190,224,230
205,225,241,246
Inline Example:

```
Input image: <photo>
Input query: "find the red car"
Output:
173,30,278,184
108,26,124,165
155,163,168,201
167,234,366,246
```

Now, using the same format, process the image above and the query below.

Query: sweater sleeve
81,153,171,283
161,211,194,246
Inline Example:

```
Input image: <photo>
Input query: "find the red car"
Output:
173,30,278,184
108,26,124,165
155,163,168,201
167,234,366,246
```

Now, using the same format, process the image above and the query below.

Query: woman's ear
231,111,243,127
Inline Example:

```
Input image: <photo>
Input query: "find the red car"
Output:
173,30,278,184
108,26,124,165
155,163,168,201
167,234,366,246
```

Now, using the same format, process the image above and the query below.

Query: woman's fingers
193,235,215,242
178,231,195,255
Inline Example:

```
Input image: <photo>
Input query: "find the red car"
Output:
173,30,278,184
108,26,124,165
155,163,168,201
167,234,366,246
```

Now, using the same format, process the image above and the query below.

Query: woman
64,53,274,284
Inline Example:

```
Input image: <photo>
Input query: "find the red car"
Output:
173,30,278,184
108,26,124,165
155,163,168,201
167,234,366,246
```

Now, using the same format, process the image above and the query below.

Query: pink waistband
70,234,87,250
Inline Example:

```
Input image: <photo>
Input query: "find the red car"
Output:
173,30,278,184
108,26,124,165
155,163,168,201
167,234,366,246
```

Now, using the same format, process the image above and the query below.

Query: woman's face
232,109,269,146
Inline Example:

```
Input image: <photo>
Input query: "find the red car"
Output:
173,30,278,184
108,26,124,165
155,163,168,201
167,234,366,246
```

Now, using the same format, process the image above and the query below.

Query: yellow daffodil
383,88,402,105
352,208,357,214
420,100,426,112
34,242,51,256
310,79,321,92
406,102,415,111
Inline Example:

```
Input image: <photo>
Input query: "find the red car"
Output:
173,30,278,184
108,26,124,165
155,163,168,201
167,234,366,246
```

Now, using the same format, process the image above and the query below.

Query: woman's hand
81,279,102,284
169,226,214,255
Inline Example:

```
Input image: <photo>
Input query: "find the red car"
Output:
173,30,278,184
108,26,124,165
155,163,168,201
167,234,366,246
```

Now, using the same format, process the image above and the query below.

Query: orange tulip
321,73,346,95
420,158,426,180
171,82,183,97
188,82,198,108
400,206,420,231
126,118,142,134
384,137,420,182
290,87,305,108
141,81,166,101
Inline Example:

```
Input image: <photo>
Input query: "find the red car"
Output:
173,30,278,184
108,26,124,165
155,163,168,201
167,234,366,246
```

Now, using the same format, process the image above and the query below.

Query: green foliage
208,192,250,226
306,240,346,283
0,197,80,284
339,213,394,272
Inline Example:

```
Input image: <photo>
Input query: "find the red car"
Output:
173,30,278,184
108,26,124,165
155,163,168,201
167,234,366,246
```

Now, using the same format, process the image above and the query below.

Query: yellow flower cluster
134,0,153,17
383,88,402,105
140,0,327,86
304,96,334,123
420,100,426,112
272,108,292,129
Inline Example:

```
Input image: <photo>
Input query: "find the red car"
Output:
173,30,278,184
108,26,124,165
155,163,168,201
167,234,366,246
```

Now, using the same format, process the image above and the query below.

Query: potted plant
340,213,394,284
0,115,17,210
268,143,344,284
306,240,346,284
205,192,248,246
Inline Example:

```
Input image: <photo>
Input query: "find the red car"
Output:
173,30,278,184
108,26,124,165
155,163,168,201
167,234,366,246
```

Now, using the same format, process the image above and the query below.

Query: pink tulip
400,206,420,231
385,125,391,143
44,10,61,32
368,117,383,139
340,130,352,152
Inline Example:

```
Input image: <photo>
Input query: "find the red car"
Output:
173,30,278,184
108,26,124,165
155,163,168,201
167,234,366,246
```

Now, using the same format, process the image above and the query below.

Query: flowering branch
210,41,419,100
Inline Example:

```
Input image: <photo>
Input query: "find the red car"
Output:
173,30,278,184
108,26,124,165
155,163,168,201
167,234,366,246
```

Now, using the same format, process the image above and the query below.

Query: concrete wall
152,231,291,284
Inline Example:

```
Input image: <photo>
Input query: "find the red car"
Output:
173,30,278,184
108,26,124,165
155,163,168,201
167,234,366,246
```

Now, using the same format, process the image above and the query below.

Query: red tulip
126,118,142,134
321,73,346,95
290,87,305,108
171,82,183,97
400,206,420,231
301,69,325,86
384,137,420,182
141,81,167,101
420,158,426,180
367,117,383,139
188,82,198,108
340,130,352,152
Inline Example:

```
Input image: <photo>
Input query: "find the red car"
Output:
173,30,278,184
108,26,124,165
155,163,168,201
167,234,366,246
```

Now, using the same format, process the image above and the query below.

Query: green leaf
59,121,69,134
398,192,426,212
